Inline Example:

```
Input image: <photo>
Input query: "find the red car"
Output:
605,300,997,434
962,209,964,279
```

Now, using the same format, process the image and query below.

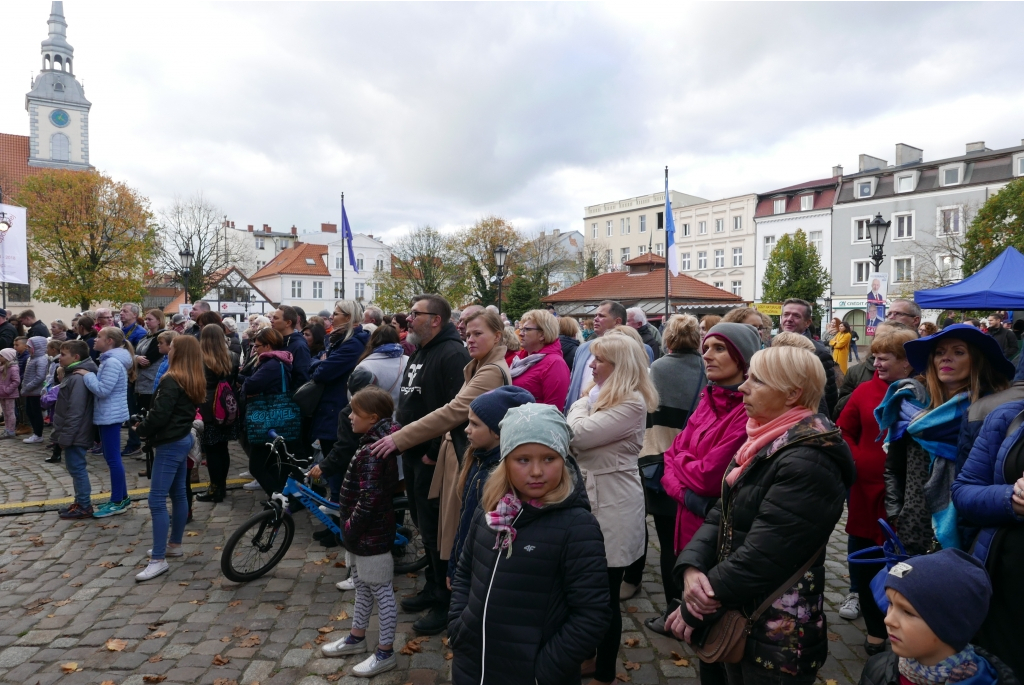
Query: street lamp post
493,244,508,314
179,248,194,305
867,213,891,272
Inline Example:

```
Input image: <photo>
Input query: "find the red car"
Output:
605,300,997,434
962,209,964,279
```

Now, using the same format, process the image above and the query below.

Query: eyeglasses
409,311,439,319
887,310,914,319
520,327,542,333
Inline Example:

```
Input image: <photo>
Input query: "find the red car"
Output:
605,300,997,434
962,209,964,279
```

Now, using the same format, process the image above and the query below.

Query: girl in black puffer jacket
448,403,609,685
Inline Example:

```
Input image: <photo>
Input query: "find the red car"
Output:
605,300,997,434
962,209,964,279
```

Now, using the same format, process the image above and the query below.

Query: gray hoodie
21,336,49,397
52,358,99,448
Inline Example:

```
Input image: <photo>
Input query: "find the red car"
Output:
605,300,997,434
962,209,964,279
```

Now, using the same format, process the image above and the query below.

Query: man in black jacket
628,307,662,361
271,305,311,387
392,294,470,634
986,313,1019,361
781,299,838,416
18,310,49,339
0,309,15,351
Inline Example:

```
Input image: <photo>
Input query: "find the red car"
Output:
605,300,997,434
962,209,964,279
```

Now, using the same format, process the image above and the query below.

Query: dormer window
305,258,316,265
943,168,960,185
800,195,814,211
858,182,872,198
773,199,786,214
53,81,64,92
897,175,914,193
1014,153,1024,178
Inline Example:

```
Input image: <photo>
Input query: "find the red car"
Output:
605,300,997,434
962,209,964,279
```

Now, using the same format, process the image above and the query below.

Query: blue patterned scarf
899,645,979,685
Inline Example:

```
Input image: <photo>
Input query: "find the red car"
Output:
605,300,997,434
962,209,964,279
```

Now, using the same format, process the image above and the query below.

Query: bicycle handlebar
267,429,279,440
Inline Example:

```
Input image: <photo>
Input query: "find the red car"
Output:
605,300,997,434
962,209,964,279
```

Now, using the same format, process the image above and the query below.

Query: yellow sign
754,303,782,316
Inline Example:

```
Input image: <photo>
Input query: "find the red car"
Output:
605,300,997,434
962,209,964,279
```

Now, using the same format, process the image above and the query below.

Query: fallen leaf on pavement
624,661,641,671
212,654,230,666
625,606,638,613
186,531,199,537
53,599,71,606
220,636,231,642
405,572,418,578
826,680,838,685
98,524,118,530
616,674,630,683
213,679,238,685
60,663,79,673
215,546,222,550
105,638,128,651
827,632,840,642
101,681,116,685
179,582,189,586
148,656,162,663
314,635,328,645
60,573,70,579
332,610,349,621
239,635,260,648
145,631,167,640
399,636,430,655
188,600,204,605
231,626,250,637
670,651,686,660
143,676,167,683
302,642,314,649
441,637,449,646
326,675,345,682
333,561,345,568
624,637,640,647
674,658,689,667
228,600,241,607
444,652,453,660
69,582,82,587
275,604,285,610
318,626,335,634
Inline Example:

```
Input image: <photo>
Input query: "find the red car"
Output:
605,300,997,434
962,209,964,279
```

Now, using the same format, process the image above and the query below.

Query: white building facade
672,194,758,301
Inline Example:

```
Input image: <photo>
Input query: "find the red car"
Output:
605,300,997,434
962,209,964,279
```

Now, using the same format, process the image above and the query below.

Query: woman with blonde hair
566,333,658,685
195,324,238,503
557,315,582,370
668,345,855,684
501,325,520,366
511,309,570,411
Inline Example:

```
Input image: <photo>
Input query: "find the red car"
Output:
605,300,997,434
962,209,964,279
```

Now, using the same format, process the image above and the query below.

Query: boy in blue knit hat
859,548,1017,685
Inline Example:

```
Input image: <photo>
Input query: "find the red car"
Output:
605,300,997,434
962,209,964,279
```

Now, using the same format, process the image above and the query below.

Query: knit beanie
703,322,760,372
0,349,15,363
499,403,571,461
883,548,992,651
470,386,535,435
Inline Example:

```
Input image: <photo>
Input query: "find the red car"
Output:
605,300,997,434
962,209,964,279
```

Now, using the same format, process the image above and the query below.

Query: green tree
369,225,470,312
760,229,830,308
962,177,1024,276
502,271,543,322
16,169,158,311
456,216,523,308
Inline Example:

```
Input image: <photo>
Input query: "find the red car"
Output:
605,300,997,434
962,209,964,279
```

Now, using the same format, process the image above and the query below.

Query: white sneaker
239,471,251,478
319,504,337,516
135,560,169,582
23,434,43,444
839,592,861,620
321,635,368,657
149,547,183,557
243,480,263,491
336,577,355,591
351,650,396,677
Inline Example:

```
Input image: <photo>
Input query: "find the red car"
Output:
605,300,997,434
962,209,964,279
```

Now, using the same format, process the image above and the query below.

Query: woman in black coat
239,327,294,495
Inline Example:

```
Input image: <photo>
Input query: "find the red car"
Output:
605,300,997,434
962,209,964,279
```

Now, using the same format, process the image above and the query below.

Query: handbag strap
279,362,287,394
749,544,826,623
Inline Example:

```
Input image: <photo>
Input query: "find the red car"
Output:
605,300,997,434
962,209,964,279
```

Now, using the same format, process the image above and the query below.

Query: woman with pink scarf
666,345,855,685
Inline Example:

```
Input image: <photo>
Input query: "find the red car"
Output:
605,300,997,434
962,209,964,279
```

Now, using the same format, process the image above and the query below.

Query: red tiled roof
755,177,838,217
542,270,742,304
0,133,43,200
622,253,665,266
251,243,330,279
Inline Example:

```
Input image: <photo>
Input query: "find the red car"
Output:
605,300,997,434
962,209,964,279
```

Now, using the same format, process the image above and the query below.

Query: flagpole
340,192,346,301
665,166,669,323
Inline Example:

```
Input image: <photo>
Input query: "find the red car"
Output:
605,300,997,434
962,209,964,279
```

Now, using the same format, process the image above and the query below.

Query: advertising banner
866,273,888,336
0,204,29,285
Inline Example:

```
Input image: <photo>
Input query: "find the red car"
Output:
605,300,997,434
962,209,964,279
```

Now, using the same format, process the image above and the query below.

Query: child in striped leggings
317,386,400,678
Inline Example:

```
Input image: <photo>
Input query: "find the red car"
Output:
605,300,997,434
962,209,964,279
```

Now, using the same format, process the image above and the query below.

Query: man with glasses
780,298,839,415
564,299,627,410
387,294,469,635
885,298,921,331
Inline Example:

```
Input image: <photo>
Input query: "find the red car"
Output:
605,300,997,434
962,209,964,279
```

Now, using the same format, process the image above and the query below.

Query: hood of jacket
259,349,293,365
756,413,856,488
421,321,462,352
706,382,744,418
475,444,502,471
358,416,400,445
559,334,579,351
101,346,134,371
67,358,98,375
28,336,48,357
513,455,591,527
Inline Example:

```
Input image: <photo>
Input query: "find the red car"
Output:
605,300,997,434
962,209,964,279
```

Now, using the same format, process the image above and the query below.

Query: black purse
638,453,667,496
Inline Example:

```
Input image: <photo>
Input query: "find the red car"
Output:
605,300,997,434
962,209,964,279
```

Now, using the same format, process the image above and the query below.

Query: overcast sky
2,2,1023,244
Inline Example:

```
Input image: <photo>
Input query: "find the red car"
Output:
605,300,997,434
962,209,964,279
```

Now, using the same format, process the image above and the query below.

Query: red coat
661,384,747,554
511,341,571,412
836,372,889,543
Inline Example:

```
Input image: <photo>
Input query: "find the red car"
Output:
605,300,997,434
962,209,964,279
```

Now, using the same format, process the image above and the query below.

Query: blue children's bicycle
220,430,427,583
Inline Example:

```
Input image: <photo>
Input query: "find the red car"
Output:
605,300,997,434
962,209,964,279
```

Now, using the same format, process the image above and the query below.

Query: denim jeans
63,445,92,507
98,423,128,502
148,433,193,560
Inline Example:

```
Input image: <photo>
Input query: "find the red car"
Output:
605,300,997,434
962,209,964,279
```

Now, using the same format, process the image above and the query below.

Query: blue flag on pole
341,200,358,273
665,175,677,276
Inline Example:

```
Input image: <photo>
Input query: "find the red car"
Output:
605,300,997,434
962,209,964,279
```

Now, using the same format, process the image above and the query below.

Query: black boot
412,605,449,635
45,453,62,464
196,484,224,503
401,583,437,613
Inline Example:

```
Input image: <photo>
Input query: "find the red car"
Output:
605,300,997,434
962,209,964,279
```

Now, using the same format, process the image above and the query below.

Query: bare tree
891,202,972,298
369,226,470,312
571,239,609,284
519,228,576,296
158,193,255,303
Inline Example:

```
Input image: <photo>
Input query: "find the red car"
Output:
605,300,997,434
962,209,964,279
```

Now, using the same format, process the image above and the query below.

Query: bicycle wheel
221,509,295,582
392,512,429,574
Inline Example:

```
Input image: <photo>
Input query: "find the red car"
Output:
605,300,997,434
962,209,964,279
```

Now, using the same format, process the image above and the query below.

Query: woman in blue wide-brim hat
875,324,1014,555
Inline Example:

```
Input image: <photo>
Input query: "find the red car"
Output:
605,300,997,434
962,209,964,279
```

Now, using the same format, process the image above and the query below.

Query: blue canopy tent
915,246,1024,309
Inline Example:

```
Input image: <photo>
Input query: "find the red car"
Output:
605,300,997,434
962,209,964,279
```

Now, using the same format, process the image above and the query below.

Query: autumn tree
962,177,1024,276
761,229,830,307
157,193,255,303
369,225,469,312
16,169,158,311
455,216,523,308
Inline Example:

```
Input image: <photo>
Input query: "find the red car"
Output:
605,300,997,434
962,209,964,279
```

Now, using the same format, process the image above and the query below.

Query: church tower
25,2,92,170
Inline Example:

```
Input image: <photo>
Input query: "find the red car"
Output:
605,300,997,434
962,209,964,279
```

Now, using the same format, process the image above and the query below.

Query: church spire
41,2,74,74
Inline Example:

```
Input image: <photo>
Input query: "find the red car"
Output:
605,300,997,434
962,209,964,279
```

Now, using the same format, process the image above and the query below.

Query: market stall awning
915,247,1024,309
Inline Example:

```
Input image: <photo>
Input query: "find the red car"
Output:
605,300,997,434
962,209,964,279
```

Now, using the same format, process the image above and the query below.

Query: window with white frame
639,215,647,233
290,280,302,298
606,220,613,237
621,218,630,235
50,133,70,161
592,223,598,239
853,260,872,285
1017,155,1024,177
682,223,690,237
809,230,823,255
800,195,814,211
853,217,872,243
620,247,630,263
335,254,344,269
943,167,960,185
655,243,664,256
937,254,963,281
773,199,786,214
256,260,266,270
938,207,961,235
897,175,914,193
697,251,707,269
255,237,265,250
732,247,743,266
715,218,724,233
638,244,647,256
354,282,365,300
681,252,691,270
894,212,914,240
893,257,913,283
713,281,724,289
334,281,344,298
714,249,725,268
763,235,776,259
698,220,707,235
733,216,742,231
312,281,323,299
375,256,384,271
858,182,872,198
605,249,613,266
356,254,364,271
731,281,743,296
279,240,289,250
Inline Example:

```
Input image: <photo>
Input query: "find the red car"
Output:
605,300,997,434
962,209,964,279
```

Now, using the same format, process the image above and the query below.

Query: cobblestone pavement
0,428,871,684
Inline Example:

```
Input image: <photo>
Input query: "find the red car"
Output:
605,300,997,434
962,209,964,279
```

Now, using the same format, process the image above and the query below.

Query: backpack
212,380,239,426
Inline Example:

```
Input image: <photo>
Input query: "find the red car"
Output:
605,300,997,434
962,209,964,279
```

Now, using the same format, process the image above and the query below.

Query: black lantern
493,245,509,313
867,213,891,272
179,248,194,304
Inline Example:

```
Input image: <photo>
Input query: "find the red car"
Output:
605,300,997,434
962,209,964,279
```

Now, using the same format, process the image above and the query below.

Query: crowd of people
16,292,1024,684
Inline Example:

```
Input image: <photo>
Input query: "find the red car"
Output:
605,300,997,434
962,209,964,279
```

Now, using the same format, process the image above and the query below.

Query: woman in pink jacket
510,309,571,412
656,322,760,649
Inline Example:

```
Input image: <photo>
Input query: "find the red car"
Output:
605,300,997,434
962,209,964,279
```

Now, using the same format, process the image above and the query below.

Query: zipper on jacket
479,510,521,685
